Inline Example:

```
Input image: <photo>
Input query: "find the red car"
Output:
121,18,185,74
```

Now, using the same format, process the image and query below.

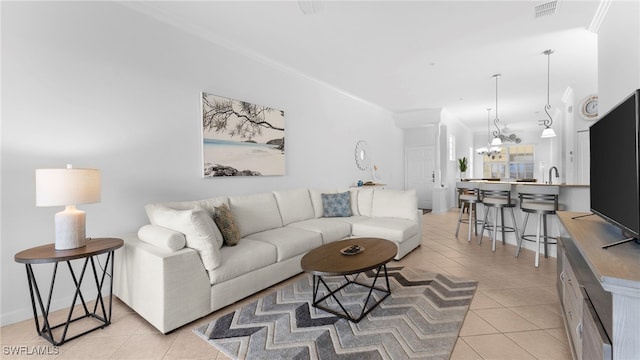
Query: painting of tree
201,93,285,177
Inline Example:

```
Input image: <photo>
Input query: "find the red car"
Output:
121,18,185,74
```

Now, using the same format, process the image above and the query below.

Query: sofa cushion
286,218,351,244
273,189,315,225
229,192,283,237
333,215,370,225
371,189,418,221
137,224,186,251
244,227,323,262
351,217,419,243
145,201,224,248
356,187,375,216
321,192,352,217
208,239,277,285
147,205,222,271
213,203,241,246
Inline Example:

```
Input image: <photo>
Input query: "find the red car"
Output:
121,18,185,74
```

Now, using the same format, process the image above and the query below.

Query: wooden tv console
557,212,640,360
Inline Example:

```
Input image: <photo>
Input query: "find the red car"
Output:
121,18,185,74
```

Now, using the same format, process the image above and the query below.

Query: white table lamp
36,164,101,250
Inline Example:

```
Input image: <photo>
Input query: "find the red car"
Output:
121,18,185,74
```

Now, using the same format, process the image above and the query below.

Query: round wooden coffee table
301,237,397,322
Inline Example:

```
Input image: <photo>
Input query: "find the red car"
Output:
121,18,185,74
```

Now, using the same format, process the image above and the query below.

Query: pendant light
491,74,503,146
540,49,557,138
477,108,501,156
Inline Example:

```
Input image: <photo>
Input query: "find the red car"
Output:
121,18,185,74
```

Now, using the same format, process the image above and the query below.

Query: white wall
0,2,404,325
598,0,640,113
440,109,473,208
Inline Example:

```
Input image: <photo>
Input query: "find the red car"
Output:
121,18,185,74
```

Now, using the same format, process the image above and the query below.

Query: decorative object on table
357,180,364,187
202,92,285,177
540,49,557,138
476,108,502,157
340,244,364,255
457,157,468,178
579,94,598,120
194,266,477,360
354,139,370,171
491,74,503,146
35,164,101,250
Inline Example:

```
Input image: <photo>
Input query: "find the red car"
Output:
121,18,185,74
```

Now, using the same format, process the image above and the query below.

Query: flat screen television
589,89,640,241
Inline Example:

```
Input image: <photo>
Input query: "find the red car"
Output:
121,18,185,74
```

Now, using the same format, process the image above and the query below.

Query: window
509,145,535,179
483,151,507,178
482,144,535,179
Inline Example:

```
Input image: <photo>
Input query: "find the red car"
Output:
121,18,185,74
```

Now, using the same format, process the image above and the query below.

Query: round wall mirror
354,140,370,170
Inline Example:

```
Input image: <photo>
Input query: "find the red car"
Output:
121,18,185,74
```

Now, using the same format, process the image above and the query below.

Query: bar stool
516,185,559,267
479,183,520,252
455,182,483,242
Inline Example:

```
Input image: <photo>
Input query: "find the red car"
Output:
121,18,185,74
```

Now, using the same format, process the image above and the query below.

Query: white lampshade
36,166,101,206
36,165,101,250
541,127,557,138
490,137,502,146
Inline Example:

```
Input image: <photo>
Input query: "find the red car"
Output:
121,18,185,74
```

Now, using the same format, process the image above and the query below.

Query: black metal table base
24,251,116,346
311,264,390,323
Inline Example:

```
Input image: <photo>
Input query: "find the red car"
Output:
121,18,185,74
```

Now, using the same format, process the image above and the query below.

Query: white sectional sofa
114,187,422,333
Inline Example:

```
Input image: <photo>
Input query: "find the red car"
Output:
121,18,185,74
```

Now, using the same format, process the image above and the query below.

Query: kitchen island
458,180,590,257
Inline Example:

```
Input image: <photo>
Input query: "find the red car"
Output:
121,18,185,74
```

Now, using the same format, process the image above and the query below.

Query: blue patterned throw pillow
321,191,352,217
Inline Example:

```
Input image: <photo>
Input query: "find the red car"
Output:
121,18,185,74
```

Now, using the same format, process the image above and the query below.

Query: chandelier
491,74,503,146
540,49,557,138
477,108,502,157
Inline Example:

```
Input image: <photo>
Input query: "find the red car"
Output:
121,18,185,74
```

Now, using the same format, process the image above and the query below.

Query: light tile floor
1,209,572,359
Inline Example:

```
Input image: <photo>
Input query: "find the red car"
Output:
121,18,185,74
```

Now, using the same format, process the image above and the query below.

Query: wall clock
580,94,598,120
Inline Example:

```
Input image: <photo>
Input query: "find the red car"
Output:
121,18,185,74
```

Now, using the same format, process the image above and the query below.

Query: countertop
463,179,589,188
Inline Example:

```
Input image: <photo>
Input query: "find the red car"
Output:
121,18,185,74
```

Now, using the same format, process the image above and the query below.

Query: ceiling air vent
535,1,558,18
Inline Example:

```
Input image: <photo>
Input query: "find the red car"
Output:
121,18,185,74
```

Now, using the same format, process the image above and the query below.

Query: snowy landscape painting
201,93,285,177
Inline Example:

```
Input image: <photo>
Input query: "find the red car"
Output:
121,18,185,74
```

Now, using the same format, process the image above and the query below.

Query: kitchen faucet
548,166,559,184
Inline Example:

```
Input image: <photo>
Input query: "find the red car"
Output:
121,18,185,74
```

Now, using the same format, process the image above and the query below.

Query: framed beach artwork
201,92,285,177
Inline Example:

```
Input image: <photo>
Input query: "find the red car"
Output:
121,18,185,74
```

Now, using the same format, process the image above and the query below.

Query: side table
14,237,123,346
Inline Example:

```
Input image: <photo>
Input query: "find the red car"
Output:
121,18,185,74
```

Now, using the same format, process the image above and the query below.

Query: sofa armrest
114,233,211,333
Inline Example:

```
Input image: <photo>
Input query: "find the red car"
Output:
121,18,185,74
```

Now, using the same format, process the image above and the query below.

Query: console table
14,238,123,346
557,212,640,360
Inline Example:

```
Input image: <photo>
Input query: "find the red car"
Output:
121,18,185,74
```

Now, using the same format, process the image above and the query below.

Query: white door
577,130,590,184
406,145,436,209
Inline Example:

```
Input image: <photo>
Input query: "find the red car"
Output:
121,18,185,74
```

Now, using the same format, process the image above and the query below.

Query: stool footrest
483,225,518,233
520,234,558,244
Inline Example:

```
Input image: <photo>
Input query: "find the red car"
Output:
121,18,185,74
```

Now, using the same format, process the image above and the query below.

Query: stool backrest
480,182,512,202
517,185,559,209
457,181,481,200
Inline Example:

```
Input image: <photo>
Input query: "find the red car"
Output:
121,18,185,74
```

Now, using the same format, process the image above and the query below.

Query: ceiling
125,0,601,133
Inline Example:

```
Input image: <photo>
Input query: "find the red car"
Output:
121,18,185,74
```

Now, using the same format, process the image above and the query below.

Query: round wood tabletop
14,238,124,264
301,238,397,276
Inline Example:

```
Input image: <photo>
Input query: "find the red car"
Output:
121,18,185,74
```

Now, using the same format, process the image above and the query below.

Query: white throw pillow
371,189,418,221
145,202,224,248
137,224,186,251
147,205,222,271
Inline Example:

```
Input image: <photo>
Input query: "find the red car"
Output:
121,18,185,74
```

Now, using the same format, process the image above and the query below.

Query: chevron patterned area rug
194,266,477,360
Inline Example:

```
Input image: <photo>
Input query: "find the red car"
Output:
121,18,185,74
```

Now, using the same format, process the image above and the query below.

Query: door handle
432,171,435,183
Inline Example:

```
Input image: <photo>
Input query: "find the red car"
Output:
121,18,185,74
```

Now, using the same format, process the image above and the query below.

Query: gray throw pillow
213,203,241,246
321,191,352,217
